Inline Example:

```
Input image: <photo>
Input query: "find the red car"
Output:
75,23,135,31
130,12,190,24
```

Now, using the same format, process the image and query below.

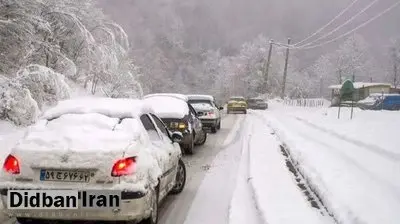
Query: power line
295,0,381,49
297,0,400,50
292,0,360,46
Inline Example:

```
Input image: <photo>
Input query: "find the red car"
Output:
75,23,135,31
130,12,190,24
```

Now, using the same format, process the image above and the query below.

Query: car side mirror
171,131,183,143
219,106,224,110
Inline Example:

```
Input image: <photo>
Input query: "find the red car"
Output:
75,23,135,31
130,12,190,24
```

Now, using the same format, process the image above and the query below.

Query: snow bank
143,95,189,119
245,113,332,224
275,102,400,156
262,105,400,224
16,64,71,109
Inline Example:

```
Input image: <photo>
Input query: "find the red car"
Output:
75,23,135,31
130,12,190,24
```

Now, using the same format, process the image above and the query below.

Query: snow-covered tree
0,0,143,125
388,38,400,87
15,64,71,109
332,34,375,83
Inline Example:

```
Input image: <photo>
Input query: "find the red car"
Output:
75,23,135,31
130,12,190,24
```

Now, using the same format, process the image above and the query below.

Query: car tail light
111,157,136,177
3,154,20,174
208,111,214,116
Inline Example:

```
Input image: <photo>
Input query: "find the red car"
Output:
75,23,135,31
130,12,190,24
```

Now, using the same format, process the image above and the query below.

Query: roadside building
328,82,392,106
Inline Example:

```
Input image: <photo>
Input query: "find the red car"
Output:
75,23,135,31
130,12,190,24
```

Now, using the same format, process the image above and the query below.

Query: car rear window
46,113,122,130
189,99,212,104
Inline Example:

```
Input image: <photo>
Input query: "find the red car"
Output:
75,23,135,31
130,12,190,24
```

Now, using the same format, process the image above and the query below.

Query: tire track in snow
274,114,400,198
278,143,337,222
256,110,400,223
182,115,246,224
294,116,400,161
251,111,338,222
229,118,264,224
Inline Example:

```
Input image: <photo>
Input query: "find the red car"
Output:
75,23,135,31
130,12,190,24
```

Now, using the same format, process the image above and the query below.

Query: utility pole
280,38,291,99
263,39,274,94
394,60,398,87
319,76,323,97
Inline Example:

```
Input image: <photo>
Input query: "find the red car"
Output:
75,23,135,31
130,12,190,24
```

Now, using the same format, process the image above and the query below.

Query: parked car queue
0,93,268,224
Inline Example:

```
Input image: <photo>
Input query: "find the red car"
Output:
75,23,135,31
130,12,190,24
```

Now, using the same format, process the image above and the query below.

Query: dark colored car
187,94,223,133
143,93,207,154
247,98,268,110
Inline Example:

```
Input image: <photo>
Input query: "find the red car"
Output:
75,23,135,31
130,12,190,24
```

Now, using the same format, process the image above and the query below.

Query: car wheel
195,131,207,145
217,120,221,129
185,133,194,154
170,159,186,195
141,185,159,224
244,110,247,114
211,126,217,133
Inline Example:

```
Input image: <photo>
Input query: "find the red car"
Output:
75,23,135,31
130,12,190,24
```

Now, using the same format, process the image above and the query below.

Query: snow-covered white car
0,97,187,224
143,93,207,154
187,94,223,133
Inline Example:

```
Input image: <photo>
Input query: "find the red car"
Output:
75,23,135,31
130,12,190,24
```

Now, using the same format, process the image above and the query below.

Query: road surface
4,113,245,224
3,111,327,224
159,113,243,224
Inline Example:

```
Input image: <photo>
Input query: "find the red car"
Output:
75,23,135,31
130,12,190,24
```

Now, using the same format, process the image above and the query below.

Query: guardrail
283,98,327,107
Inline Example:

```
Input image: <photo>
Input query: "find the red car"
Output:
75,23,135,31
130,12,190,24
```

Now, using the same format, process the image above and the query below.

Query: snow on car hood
143,96,189,119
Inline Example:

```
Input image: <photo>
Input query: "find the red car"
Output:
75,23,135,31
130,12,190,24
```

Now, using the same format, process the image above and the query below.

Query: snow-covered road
158,113,244,224
160,111,333,224
3,107,350,224
261,102,400,224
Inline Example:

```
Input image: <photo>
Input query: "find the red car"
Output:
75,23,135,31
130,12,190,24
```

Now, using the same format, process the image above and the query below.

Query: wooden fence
283,98,327,107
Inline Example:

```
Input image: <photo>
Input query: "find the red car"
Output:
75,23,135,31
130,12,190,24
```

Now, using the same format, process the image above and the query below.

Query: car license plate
40,170,92,183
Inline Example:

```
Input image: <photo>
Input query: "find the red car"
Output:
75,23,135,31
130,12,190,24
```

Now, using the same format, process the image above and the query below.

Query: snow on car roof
143,95,189,119
143,93,188,102
43,97,154,120
187,94,214,101
229,96,245,100
369,93,400,96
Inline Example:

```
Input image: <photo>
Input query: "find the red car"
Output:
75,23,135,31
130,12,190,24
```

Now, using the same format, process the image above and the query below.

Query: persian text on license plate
40,170,93,183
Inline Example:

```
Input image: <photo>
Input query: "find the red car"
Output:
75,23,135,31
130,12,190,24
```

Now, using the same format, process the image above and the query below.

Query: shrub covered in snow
15,64,71,109
0,77,40,126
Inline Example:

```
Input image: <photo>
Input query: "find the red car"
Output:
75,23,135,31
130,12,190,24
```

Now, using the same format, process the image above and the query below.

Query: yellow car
227,96,247,114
